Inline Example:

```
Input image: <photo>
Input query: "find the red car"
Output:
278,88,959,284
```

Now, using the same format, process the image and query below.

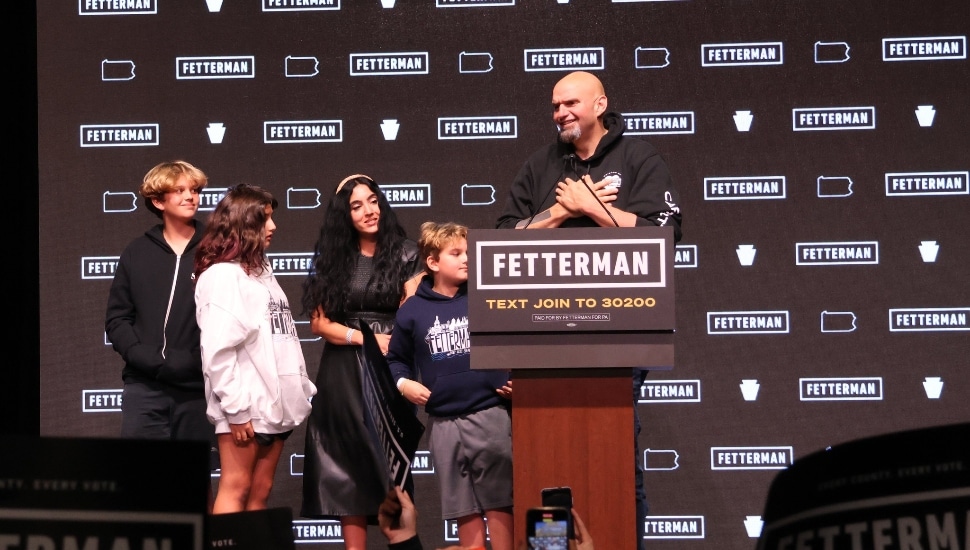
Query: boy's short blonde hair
139,160,208,218
418,221,468,275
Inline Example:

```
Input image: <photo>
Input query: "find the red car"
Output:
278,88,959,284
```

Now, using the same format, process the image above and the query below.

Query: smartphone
526,507,572,550
541,486,574,538
541,486,573,509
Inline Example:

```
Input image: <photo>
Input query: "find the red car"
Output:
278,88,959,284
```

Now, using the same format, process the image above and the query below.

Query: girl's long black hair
301,176,411,320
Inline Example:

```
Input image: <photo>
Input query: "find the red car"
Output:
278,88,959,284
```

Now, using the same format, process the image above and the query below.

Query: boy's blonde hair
418,221,468,275
139,160,208,218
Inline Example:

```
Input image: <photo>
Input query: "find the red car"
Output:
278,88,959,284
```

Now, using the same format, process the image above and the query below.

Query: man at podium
496,70,682,550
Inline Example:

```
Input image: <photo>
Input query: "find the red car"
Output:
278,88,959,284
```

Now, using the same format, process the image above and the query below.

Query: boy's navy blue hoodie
387,276,508,417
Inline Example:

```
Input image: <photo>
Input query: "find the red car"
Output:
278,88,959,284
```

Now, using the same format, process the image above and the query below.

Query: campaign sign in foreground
1,437,209,550
757,422,970,550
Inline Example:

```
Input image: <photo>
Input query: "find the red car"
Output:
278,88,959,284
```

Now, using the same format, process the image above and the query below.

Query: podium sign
468,226,675,369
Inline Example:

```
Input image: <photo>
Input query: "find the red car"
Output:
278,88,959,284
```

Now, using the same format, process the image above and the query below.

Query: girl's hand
229,421,254,445
375,333,392,354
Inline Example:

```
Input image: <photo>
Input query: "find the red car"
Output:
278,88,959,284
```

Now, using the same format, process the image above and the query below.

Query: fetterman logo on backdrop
82,389,123,412
704,176,786,200
623,112,696,136
707,311,789,335
176,56,255,80
793,107,875,131
882,36,967,61
199,188,228,211
800,377,884,401
639,380,700,403
437,0,514,6
268,253,314,276
524,47,604,72
382,184,432,207
80,124,158,147
885,171,968,196
438,117,517,140
701,42,783,66
795,241,879,265
263,120,342,143
292,520,343,544
711,446,793,470
410,450,434,474
675,245,697,268
890,308,969,332
79,0,156,15
81,256,120,279
262,0,339,11
643,516,705,540
350,52,429,76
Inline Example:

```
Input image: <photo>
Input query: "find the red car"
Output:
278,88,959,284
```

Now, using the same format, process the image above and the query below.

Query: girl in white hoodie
194,184,316,514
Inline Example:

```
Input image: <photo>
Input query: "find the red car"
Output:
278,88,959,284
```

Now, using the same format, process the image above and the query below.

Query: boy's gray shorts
429,404,513,519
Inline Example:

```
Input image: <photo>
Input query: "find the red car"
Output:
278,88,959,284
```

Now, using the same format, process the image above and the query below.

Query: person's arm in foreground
379,487,472,550
378,487,422,549
571,508,594,550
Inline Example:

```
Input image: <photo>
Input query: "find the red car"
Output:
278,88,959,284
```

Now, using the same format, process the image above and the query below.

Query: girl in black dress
300,174,422,550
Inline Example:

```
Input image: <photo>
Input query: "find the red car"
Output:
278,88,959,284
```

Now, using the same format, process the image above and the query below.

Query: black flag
357,321,426,490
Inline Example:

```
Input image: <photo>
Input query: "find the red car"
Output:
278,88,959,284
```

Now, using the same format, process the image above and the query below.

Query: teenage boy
105,161,217,468
387,222,514,550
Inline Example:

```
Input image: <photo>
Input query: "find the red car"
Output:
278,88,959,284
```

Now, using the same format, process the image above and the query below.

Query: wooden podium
468,227,675,550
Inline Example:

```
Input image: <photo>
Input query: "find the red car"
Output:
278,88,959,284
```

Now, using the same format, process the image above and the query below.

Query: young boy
105,161,217,469
386,221,514,550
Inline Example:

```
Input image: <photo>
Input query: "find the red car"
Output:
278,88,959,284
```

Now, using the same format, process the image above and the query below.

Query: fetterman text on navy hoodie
387,277,508,418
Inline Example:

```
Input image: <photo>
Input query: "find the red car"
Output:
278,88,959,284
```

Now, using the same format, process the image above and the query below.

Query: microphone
522,153,573,229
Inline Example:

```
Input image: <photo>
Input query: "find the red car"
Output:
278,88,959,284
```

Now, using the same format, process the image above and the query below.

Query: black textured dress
301,247,421,519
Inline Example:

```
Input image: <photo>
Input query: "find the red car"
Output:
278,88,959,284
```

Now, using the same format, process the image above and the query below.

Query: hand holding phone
571,508,595,550
541,486,574,538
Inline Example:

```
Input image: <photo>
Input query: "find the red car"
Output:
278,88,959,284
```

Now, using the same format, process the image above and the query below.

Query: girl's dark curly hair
301,175,411,320
194,184,278,279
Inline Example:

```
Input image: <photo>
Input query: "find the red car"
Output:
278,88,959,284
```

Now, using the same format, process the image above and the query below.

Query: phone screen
527,509,570,550
528,519,568,550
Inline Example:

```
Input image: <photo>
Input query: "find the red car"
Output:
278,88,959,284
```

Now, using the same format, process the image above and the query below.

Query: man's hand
556,175,617,218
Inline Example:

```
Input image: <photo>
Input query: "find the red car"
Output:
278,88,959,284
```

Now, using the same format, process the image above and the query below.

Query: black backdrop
36,2,968,548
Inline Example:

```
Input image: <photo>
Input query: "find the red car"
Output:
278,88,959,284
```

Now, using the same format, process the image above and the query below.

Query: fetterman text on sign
468,227,675,334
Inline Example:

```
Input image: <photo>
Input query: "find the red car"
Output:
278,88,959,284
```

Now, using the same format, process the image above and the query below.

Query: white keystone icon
918,241,939,262
736,244,757,266
733,110,753,132
381,119,400,140
915,105,936,127
740,380,760,401
923,377,943,399
206,123,226,144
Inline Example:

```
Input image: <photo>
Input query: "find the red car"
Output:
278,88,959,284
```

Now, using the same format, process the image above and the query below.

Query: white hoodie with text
196,261,316,434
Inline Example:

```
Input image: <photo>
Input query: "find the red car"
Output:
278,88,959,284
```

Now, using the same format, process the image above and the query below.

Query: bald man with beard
496,71,681,236
497,71,682,550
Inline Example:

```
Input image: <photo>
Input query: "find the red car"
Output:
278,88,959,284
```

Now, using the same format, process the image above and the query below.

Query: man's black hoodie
497,112,682,241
